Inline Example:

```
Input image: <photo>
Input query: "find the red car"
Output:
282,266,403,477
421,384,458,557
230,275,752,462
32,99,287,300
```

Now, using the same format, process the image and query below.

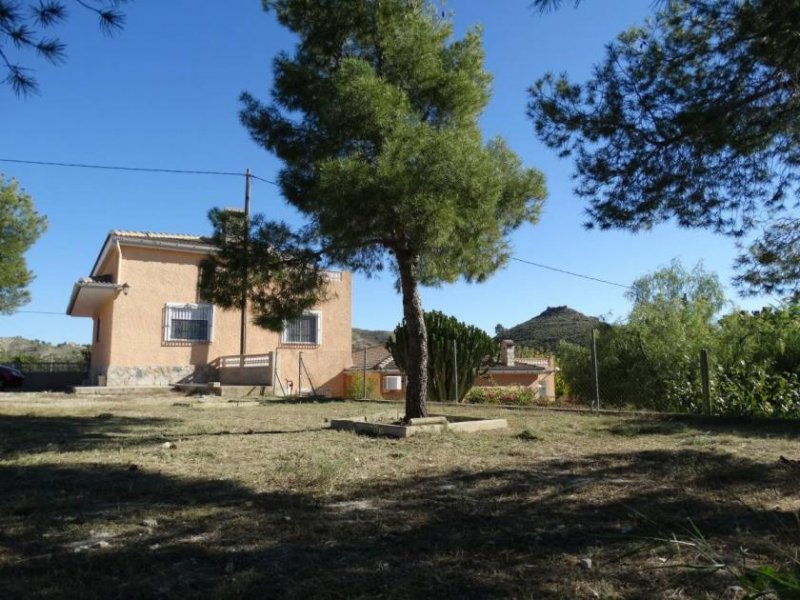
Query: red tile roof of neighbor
351,346,398,371
350,347,553,373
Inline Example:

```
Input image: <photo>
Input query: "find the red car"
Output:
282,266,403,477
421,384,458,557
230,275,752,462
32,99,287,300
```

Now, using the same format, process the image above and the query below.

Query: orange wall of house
474,371,556,398
273,274,352,397
102,243,351,393
88,245,120,378
90,296,115,378
341,371,405,401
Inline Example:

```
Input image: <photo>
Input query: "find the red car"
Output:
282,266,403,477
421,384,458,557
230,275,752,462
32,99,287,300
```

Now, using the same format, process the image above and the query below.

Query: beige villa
67,230,352,395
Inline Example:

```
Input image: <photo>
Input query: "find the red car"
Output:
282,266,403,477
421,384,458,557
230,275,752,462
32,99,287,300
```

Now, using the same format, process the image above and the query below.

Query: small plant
275,450,345,492
646,519,800,599
345,372,381,400
741,562,800,598
464,386,534,406
516,428,539,441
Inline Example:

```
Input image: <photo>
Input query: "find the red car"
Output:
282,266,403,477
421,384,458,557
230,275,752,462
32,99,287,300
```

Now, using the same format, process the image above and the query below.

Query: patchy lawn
0,393,798,599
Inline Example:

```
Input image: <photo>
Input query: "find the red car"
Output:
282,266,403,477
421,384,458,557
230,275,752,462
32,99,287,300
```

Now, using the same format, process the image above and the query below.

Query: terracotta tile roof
349,346,551,374
351,346,398,371
488,363,546,373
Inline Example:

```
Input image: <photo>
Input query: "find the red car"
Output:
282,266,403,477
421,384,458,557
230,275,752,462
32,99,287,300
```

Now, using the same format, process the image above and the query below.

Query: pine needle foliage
529,0,800,298
1,0,126,96
241,0,546,418
198,208,328,332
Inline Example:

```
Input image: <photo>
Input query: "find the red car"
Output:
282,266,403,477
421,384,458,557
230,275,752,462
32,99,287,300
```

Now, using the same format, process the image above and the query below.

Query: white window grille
282,312,321,345
164,303,214,342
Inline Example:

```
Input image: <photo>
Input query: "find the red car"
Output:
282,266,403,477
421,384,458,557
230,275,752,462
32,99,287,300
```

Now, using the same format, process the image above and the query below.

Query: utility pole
239,168,251,357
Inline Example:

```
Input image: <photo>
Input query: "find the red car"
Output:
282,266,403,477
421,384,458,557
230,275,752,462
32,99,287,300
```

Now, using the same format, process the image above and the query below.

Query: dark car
0,365,24,389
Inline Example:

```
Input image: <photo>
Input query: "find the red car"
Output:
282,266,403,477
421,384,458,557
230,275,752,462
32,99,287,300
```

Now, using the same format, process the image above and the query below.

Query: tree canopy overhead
0,0,126,96
0,176,47,313
529,0,800,296
241,0,546,418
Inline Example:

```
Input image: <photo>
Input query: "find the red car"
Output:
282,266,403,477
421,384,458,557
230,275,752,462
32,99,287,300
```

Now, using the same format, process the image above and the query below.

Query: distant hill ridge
0,337,89,362
497,306,600,352
352,328,392,350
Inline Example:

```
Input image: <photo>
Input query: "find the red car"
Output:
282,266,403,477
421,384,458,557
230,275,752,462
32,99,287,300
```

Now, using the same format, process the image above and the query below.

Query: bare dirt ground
0,392,798,599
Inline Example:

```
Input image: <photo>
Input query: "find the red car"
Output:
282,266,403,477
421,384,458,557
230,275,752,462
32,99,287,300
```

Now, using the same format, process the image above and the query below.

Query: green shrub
712,362,800,418
464,386,534,406
387,310,495,403
345,372,381,400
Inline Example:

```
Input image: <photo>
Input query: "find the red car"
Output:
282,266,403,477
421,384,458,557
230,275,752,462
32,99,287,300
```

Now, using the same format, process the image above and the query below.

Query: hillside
352,328,392,350
496,306,601,353
0,337,89,363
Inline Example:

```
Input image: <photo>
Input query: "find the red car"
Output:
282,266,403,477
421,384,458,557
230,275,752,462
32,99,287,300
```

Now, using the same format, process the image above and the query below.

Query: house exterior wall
87,241,352,391
474,371,556,400
88,245,120,384
342,371,405,401
89,299,115,384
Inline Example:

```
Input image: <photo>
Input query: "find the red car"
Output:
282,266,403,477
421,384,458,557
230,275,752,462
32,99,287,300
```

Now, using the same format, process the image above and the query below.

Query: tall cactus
387,311,496,402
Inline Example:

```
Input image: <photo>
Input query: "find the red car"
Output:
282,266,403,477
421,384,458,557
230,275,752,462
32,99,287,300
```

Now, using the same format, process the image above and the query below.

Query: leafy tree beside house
0,177,47,314
388,311,495,403
239,0,547,419
559,261,724,412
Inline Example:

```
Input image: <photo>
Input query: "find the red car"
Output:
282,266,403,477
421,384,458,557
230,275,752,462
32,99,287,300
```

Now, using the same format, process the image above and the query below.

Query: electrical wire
0,156,632,298
0,157,279,185
511,257,632,289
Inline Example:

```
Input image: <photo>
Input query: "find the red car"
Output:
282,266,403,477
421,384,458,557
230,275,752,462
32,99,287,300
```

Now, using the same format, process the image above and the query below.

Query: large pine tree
240,0,546,419
529,0,800,298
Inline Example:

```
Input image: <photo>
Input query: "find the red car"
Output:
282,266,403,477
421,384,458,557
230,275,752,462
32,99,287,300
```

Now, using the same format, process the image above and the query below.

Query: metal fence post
700,348,711,415
362,345,367,400
453,340,459,402
591,329,601,413
298,351,302,397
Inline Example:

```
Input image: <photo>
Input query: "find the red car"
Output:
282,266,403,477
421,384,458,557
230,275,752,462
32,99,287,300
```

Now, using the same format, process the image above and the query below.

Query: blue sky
0,0,776,344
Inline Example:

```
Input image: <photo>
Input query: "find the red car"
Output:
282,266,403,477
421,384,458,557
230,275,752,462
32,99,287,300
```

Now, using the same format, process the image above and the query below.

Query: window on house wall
95,318,100,343
282,313,321,345
164,303,214,342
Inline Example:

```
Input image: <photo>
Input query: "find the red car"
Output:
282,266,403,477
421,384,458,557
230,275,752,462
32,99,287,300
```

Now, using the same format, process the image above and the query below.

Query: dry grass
0,392,798,599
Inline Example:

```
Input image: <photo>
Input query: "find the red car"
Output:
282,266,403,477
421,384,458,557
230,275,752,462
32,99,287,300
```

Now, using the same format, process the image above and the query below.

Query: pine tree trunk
396,250,428,420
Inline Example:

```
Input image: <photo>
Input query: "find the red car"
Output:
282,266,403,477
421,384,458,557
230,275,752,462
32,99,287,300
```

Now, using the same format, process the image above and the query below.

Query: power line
8,261,630,320
1,157,629,291
511,257,632,290
0,157,279,185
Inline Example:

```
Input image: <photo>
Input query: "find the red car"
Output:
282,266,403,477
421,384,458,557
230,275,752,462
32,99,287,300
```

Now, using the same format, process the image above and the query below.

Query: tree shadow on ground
607,413,800,440
0,413,177,457
1,445,798,598
260,396,349,405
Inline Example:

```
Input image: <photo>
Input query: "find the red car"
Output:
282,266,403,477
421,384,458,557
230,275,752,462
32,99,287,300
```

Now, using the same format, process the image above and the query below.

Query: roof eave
89,232,216,277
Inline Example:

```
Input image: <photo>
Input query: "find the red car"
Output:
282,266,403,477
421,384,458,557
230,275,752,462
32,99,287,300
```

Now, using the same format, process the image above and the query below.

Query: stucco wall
89,294,115,384
341,371,405,401
95,243,352,389
474,371,556,399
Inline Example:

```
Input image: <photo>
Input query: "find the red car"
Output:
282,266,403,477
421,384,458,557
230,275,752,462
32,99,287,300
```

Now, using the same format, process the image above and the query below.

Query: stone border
329,412,508,438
